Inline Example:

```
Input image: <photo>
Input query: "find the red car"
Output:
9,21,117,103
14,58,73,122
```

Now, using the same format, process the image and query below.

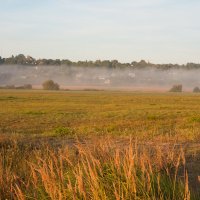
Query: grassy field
1,89,200,140
0,89,200,199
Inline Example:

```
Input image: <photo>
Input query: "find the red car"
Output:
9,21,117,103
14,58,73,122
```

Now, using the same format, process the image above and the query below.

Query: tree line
0,54,200,70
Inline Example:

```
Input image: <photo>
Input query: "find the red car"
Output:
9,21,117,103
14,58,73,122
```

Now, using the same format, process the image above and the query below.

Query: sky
0,0,200,64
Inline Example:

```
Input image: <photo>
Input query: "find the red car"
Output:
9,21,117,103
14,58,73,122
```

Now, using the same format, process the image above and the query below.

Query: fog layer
0,65,200,90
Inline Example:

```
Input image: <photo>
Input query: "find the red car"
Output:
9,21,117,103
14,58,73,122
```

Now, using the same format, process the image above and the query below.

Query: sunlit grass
0,90,200,199
0,90,200,141
0,137,195,200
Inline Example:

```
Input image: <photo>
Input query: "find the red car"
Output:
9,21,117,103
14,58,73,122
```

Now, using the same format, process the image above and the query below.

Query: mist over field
1,65,200,90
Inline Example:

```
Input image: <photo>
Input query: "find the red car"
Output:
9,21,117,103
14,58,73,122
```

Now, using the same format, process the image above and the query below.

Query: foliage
42,80,60,90
4,85,15,89
1,54,200,69
169,84,182,92
193,87,200,93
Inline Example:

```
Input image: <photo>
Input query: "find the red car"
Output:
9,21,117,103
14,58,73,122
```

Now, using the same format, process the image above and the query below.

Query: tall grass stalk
0,138,194,199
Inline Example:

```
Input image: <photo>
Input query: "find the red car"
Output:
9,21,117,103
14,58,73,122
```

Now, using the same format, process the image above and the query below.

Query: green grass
0,89,200,141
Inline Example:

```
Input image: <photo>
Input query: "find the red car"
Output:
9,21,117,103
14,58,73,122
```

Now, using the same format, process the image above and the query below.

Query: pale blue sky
0,0,200,64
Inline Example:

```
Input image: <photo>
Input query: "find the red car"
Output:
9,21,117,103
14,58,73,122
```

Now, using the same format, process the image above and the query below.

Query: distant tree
23,84,32,89
193,87,200,93
5,55,16,64
169,84,182,92
5,85,15,89
186,63,200,69
138,60,148,67
26,56,36,65
2,54,200,69
15,54,27,64
61,59,72,66
0,56,4,64
42,80,60,90
54,59,61,65
102,60,112,68
15,86,25,89
94,60,101,67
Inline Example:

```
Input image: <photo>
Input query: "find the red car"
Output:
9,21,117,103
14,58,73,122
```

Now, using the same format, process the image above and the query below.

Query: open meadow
1,90,200,140
0,90,200,199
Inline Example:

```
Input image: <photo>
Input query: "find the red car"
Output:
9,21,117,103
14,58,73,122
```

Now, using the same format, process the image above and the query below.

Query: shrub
42,80,60,90
193,87,200,93
5,85,15,89
15,84,32,90
23,84,32,89
169,84,182,92
15,86,24,89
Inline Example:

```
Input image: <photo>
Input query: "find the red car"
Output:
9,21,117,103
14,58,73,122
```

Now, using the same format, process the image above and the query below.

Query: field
1,90,200,139
0,90,200,199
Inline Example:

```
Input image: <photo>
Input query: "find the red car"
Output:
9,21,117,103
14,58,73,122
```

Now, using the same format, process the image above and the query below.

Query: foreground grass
0,90,200,199
0,137,196,200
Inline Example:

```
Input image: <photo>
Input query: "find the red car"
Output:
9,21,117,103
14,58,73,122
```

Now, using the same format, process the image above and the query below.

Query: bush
15,84,32,90
5,85,15,89
23,84,32,89
42,80,60,90
169,84,182,92
193,87,200,93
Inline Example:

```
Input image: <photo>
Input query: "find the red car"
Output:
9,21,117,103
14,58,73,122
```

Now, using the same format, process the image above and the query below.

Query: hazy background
0,0,200,64
1,65,200,91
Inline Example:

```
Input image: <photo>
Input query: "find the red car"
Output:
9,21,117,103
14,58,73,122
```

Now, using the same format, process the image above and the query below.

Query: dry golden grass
0,90,200,199
0,90,200,142
0,136,198,200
